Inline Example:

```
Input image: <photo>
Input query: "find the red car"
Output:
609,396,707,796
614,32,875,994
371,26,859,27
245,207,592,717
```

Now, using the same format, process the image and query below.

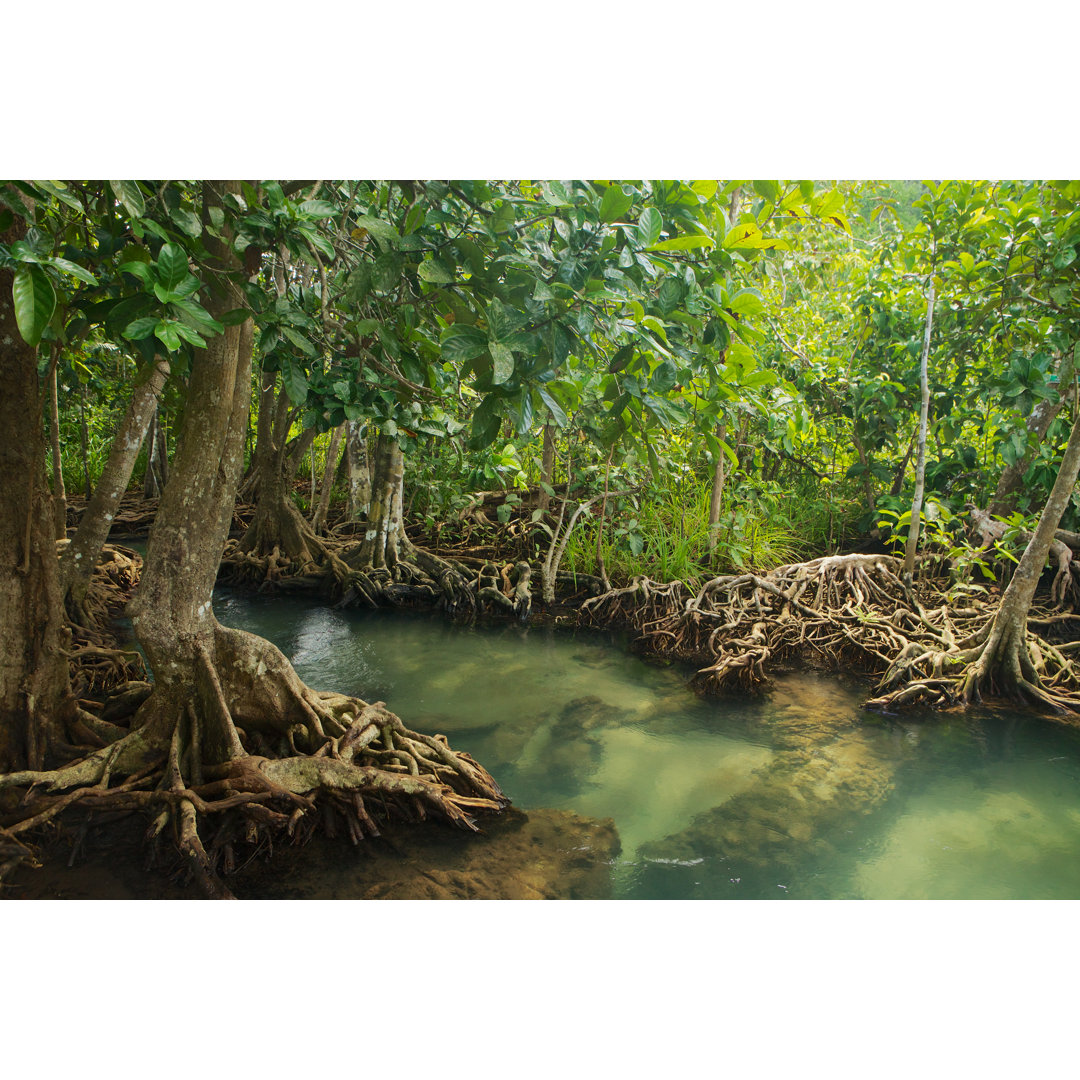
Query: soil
5,805,621,900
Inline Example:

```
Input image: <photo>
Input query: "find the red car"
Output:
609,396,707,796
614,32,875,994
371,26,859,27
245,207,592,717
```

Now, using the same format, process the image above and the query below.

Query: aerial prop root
0,628,507,895
867,619,1080,717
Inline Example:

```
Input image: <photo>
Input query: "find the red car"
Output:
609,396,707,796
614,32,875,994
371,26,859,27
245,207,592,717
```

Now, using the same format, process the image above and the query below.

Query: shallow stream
207,589,1080,900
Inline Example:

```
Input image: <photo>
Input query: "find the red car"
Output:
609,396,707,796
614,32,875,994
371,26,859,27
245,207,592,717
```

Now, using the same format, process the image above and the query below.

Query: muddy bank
5,806,620,900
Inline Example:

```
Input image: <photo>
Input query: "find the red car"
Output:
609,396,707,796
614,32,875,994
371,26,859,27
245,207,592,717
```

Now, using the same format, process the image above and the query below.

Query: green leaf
727,289,765,317
299,199,338,219
12,264,55,347
121,316,160,340
219,307,251,326
352,215,400,250
417,257,455,284
608,344,634,373
541,181,572,205
752,180,781,204
156,243,189,292
636,207,663,247
691,180,718,200
116,258,150,282
48,257,97,284
109,180,146,218
469,394,502,449
281,325,316,356
170,297,224,333
169,205,203,238
154,321,182,352
651,358,678,393
557,256,589,291
725,222,767,249
486,298,527,340
539,388,568,427
487,202,516,235
172,322,207,348
599,184,633,223
647,234,714,253
491,343,515,385
281,362,309,405
370,252,402,293
441,324,489,363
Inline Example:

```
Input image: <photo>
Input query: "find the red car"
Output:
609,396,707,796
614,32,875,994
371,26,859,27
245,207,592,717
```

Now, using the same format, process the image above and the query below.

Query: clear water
212,589,1080,900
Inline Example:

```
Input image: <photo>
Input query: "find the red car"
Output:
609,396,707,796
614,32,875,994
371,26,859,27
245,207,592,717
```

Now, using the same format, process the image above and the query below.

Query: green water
213,589,1080,900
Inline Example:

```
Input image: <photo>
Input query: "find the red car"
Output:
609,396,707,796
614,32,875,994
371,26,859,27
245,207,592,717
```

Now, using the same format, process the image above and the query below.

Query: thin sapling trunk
903,280,935,583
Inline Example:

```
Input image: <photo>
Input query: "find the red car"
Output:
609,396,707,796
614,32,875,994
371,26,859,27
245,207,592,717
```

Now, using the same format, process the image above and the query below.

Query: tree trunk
284,425,317,483
988,349,1077,517
48,352,67,539
356,433,406,570
903,281,935,582
708,421,728,557
155,407,169,487
1,183,505,897
964,401,1080,707
61,357,170,620
0,232,71,773
345,420,371,519
538,423,555,513
238,373,323,571
143,408,160,499
311,424,344,535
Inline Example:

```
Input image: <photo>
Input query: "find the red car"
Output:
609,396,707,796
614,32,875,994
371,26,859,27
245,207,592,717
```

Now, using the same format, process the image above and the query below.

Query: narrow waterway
205,589,1080,900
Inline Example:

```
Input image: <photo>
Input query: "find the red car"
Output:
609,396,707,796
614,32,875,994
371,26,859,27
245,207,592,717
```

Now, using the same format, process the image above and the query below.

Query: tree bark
345,419,371,519
903,281,935,581
61,356,170,618
0,227,71,773
708,421,728,557
238,372,321,569
155,407,169,487
143,408,160,499
311,424,344,535
965,401,1080,705
538,423,555,513
356,433,406,570
47,351,67,539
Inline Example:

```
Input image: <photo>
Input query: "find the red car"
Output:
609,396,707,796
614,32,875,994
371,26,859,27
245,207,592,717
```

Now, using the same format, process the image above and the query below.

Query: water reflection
211,589,1080,900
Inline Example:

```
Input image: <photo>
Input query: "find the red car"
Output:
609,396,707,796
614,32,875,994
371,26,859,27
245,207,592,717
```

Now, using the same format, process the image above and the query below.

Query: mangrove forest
3,178,1080,900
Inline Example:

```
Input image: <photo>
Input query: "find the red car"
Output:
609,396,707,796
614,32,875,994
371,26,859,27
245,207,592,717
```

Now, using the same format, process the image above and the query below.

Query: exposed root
222,517,547,627
63,543,147,698
1,623,508,897
582,553,1080,719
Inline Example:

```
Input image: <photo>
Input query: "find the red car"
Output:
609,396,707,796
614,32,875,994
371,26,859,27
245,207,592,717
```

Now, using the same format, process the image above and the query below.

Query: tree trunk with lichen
60,356,170,624
0,229,71,775
355,433,407,570
345,420,371,520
